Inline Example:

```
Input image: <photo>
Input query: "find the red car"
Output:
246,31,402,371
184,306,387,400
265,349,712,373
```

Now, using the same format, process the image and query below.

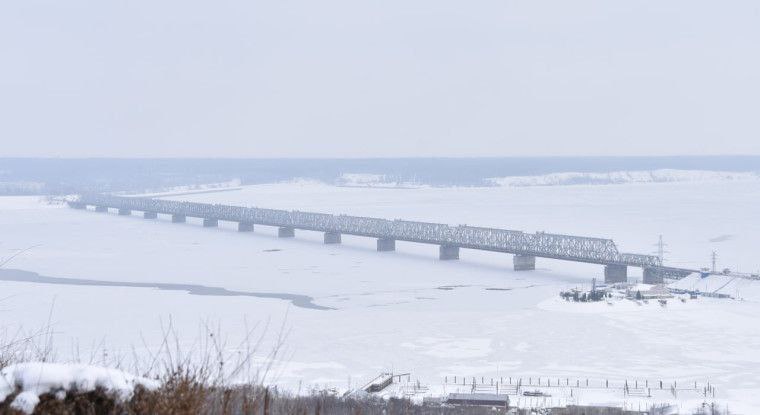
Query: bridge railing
76,194,662,267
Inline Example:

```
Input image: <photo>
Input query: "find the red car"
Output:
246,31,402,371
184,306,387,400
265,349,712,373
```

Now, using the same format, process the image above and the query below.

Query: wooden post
263,387,270,415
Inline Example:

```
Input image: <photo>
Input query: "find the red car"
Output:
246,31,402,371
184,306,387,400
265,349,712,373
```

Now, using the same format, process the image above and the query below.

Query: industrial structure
69,194,696,283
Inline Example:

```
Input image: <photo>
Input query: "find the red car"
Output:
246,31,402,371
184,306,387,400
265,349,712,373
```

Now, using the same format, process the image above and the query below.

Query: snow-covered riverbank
2,180,759,411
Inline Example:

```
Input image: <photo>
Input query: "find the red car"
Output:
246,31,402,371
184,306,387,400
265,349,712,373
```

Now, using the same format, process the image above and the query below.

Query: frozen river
1,179,759,411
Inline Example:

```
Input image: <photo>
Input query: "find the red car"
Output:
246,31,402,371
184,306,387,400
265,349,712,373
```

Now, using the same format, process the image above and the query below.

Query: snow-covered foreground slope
1,180,759,412
0,363,158,413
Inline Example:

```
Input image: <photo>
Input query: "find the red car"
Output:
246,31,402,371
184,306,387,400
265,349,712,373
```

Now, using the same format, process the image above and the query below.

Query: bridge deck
70,193,685,272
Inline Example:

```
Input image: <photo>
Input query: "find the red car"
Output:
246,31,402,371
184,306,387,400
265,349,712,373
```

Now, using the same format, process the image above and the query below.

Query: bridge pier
203,218,218,227
118,208,131,216
513,254,536,271
604,264,628,283
643,267,663,284
377,238,396,252
324,232,341,244
143,211,158,219
95,206,108,213
238,222,254,232
171,214,186,223
278,227,295,238
439,245,460,260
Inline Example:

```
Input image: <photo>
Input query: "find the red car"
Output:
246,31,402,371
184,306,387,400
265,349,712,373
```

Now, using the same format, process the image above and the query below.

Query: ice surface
1,180,759,411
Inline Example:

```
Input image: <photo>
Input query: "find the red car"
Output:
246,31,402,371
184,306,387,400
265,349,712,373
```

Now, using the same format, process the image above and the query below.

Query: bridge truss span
73,193,671,271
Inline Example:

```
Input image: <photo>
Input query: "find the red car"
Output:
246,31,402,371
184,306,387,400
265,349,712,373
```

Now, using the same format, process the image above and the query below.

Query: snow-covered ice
1,179,759,412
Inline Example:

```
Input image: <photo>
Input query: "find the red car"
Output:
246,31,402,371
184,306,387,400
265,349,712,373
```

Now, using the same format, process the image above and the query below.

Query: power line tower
711,251,718,274
652,235,669,265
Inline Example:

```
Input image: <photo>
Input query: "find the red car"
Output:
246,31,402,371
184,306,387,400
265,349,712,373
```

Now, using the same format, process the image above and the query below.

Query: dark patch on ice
262,248,282,252
485,284,541,292
367,301,410,307
709,234,734,243
436,284,470,291
415,296,436,300
0,268,332,311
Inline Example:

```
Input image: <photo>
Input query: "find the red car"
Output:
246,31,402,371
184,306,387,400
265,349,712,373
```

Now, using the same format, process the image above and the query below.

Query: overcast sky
1,0,758,158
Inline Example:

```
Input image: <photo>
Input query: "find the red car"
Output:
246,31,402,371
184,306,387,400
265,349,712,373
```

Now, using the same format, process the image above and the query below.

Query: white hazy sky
1,1,758,158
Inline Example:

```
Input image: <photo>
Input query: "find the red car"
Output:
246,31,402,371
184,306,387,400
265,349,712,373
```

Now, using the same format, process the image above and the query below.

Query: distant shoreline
1,156,758,195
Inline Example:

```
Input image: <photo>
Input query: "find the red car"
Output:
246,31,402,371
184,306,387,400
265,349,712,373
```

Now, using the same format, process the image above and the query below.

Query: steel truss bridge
71,194,695,279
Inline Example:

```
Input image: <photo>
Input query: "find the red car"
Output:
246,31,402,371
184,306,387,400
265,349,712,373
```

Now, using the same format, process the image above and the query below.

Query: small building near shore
444,393,510,407
628,284,673,300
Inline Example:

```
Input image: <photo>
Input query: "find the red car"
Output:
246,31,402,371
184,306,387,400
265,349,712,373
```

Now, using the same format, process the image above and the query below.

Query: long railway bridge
69,194,696,283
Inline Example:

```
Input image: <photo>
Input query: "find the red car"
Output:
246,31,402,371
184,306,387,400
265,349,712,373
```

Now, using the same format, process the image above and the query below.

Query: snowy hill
669,274,760,302
335,173,425,188
487,169,760,187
